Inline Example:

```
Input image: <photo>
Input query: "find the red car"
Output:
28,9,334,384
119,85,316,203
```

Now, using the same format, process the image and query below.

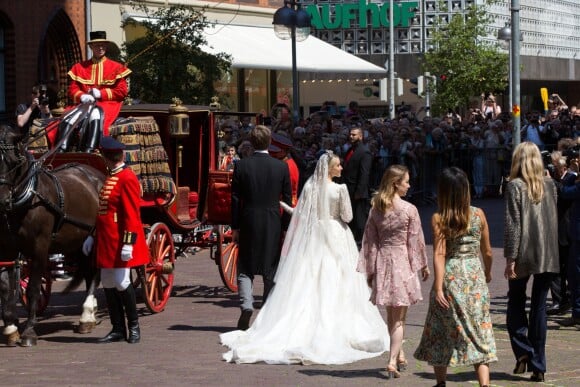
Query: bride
220,151,389,365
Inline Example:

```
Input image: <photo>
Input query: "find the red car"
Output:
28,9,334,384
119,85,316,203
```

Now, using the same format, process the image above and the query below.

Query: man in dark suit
548,154,574,315
341,127,372,247
231,125,292,330
559,158,580,326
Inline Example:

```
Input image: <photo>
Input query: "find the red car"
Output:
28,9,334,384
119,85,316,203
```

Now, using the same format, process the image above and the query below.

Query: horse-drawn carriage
0,102,254,346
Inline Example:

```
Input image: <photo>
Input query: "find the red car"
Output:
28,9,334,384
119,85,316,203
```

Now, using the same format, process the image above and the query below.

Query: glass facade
302,0,580,59
489,0,580,59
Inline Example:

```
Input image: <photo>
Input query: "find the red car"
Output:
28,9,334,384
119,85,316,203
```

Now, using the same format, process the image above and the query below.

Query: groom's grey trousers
238,273,275,311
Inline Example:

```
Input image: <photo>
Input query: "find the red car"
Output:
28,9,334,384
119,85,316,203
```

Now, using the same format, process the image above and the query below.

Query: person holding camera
521,112,547,150
16,84,52,135
481,93,501,122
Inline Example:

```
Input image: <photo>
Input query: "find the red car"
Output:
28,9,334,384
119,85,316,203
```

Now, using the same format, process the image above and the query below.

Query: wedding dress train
220,169,389,365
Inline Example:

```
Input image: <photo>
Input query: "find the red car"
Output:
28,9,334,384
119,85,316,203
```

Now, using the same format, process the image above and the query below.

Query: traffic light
372,78,388,102
397,78,403,97
409,76,424,97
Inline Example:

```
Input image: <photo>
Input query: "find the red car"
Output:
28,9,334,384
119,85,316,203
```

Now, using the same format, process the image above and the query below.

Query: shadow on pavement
298,368,386,380
168,324,231,333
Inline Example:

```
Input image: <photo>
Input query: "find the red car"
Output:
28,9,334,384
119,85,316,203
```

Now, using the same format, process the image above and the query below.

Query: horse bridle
0,142,39,211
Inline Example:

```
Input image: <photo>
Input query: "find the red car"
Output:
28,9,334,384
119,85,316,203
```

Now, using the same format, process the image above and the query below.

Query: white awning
124,17,386,75
201,24,387,75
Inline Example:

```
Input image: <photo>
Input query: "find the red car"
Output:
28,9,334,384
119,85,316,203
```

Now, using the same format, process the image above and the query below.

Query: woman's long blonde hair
371,165,408,212
436,167,471,239
509,141,545,203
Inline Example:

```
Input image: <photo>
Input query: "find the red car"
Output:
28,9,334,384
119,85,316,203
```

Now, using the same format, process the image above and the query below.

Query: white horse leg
3,324,20,346
78,294,97,334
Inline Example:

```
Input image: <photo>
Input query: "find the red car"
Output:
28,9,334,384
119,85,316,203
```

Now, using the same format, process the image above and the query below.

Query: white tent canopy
125,17,386,75
201,24,387,75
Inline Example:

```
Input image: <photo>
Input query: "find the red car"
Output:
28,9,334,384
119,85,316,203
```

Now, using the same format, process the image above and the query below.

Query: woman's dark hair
436,167,471,238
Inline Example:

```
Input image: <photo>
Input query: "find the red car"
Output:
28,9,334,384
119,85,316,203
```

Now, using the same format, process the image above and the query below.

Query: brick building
0,1,86,124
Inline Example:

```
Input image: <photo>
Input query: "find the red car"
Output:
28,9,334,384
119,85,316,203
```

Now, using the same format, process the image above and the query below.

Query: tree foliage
422,1,508,116
121,2,231,105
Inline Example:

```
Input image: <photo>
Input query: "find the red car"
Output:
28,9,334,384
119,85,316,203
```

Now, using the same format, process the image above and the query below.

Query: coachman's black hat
87,31,111,45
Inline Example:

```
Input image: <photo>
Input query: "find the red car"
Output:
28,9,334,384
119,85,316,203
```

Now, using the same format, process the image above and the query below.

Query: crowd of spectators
217,97,580,204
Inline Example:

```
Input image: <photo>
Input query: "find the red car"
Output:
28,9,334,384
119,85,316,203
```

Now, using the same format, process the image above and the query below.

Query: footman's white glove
90,88,102,99
121,244,133,261
80,94,95,104
82,236,94,256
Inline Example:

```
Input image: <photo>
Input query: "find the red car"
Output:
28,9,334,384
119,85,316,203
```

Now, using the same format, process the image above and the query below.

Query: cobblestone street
0,198,578,386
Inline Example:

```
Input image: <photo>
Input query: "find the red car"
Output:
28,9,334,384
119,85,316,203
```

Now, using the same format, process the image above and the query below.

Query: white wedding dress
220,155,389,365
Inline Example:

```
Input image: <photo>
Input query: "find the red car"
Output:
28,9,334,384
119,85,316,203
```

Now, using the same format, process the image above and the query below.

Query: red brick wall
0,1,85,123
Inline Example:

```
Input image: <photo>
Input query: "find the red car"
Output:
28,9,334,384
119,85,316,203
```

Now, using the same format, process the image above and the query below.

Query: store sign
306,0,419,30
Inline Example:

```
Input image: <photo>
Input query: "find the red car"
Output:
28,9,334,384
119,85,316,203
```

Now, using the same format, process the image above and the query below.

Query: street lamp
498,24,513,109
273,1,311,126
497,24,523,112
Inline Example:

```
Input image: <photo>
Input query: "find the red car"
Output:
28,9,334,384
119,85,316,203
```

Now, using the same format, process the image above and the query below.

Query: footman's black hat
100,136,125,152
271,133,293,150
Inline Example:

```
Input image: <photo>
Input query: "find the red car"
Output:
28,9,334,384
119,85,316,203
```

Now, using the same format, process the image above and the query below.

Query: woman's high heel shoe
385,365,401,379
396,359,408,372
513,355,528,374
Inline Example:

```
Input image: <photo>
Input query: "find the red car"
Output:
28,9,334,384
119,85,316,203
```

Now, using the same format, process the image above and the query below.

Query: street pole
425,72,431,117
512,0,521,147
389,0,395,119
273,0,310,127
291,22,299,126
508,42,513,109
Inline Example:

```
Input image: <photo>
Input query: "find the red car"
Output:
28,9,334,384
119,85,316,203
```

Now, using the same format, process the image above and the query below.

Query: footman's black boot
119,284,140,344
98,288,127,343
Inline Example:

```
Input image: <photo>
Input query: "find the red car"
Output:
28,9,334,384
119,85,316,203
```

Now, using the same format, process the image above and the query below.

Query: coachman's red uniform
95,166,148,269
68,56,131,134
285,157,300,207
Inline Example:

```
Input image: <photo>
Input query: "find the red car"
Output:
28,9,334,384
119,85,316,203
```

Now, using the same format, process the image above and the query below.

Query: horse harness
0,144,95,239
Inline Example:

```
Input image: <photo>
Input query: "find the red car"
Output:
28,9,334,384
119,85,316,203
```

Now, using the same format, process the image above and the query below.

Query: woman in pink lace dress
358,164,430,379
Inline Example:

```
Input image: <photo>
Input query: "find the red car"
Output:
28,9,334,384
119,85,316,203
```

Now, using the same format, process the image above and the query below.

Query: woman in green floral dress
414,167,496,387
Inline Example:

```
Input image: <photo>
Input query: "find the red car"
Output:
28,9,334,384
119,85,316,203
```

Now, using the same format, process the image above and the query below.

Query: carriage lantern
169,97,190,139
169,98,190,189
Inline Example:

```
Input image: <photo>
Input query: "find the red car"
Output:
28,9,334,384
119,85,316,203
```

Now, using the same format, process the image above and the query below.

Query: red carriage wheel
217,225,238,292
141,222,175,313
19,263,52,315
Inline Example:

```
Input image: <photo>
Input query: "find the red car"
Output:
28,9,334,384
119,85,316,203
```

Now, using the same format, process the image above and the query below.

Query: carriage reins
0,143,94,239
29,103,93,166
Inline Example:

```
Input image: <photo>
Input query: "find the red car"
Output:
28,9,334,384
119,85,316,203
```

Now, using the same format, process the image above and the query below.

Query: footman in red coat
82,136,148,343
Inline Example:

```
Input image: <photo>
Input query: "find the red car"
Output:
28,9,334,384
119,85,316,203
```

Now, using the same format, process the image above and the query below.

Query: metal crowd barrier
370,147,512,205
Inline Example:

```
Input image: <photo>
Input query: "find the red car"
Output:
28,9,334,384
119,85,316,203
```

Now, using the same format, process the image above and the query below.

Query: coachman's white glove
82,236,94,256
90,88,102,99
121,244,133,261
80,94,95,104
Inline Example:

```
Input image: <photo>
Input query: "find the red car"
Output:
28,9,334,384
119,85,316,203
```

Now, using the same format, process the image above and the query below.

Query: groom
231,125,292,330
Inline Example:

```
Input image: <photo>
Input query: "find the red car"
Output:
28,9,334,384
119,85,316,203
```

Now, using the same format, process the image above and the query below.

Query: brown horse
0,125,105,346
